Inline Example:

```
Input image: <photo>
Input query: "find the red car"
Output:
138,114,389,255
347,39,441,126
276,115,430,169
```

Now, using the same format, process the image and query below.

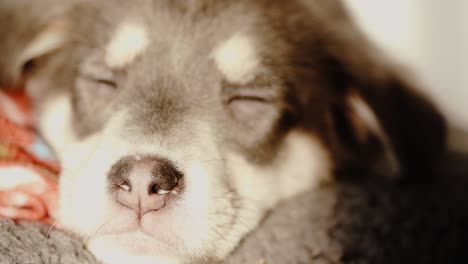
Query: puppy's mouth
93,180,187,241
101,191,183,236
85,192,193,256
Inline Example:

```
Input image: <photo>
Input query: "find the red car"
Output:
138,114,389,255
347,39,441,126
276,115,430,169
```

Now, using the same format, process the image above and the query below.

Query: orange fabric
0,90,59,224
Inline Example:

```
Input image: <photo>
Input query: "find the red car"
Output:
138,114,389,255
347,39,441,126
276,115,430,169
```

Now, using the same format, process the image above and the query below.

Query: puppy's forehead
99,1,266,77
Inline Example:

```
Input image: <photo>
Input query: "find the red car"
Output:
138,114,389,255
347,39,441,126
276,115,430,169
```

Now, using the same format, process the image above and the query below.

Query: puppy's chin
87,234,180,264
79,202,203,257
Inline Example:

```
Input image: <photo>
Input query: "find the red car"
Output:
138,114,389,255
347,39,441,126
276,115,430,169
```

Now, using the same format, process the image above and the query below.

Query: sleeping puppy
0,0,446,263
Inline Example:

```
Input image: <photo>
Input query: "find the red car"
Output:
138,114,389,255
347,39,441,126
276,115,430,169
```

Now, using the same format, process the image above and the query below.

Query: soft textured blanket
0,90,59,224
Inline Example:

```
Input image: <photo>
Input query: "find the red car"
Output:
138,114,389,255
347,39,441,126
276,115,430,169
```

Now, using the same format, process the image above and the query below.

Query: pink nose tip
107,155,183,215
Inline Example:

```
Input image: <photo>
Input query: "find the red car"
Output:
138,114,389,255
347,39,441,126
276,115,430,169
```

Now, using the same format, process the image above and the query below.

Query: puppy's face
2,0,445,263
25,2,333,262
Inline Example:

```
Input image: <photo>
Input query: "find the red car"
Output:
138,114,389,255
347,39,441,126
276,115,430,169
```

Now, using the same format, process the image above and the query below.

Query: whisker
85,216,114,245
198,158,226,164
44,219,60,242
210,195,263,206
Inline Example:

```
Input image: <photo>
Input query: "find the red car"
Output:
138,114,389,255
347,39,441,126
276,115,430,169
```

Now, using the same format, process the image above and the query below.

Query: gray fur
0,0,445,174
0,0,448,263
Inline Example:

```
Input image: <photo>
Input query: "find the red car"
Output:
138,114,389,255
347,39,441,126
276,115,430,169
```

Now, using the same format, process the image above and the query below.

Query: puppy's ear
0,1,72,87
301,0,448,178
283,0,446,179
328,89,398,178
16,20,70,82
327,67,446,179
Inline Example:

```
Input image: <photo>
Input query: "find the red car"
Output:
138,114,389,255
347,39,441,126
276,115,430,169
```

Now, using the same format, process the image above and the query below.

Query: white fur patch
105,22,149,69
228,131,331,210
37,95,76,157
212,33,260,84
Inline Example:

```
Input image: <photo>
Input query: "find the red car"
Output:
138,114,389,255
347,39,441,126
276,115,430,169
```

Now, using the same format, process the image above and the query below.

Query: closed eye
227,95,268,104
221,80,280,128
77,55,121,97
76,74,120,99
92,78,118,89
226,94,277,124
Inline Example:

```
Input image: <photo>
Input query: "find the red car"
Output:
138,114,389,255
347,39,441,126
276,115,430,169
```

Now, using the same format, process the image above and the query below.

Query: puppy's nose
108,156,183,215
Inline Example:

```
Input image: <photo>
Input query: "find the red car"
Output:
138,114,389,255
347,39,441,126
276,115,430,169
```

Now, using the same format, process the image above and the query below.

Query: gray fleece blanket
1,151,468,264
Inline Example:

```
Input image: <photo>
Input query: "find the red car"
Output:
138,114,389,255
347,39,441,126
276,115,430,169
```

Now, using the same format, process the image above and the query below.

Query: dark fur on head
0,0,447,262
0,0,446,177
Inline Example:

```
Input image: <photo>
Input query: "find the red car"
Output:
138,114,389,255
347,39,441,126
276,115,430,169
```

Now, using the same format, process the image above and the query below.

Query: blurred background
343,0,468,151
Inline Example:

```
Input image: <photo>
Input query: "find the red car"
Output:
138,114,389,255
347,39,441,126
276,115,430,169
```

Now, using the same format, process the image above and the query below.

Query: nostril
118,180,131,191
148,182,175,195
149,183,158,195
156,189,171,195
108,158,133,191
151,158,182,192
